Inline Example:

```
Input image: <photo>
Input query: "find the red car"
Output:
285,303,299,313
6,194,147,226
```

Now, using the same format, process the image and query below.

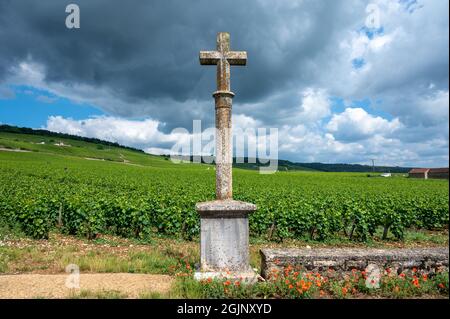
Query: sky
0,0,448,167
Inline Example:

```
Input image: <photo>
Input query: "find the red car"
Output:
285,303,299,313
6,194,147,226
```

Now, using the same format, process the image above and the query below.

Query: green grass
69,289,128,299
0,233,200,275
0,131,174,167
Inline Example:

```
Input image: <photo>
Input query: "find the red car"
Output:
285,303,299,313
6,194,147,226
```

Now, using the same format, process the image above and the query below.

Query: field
0,132,449,299
0,132,448,243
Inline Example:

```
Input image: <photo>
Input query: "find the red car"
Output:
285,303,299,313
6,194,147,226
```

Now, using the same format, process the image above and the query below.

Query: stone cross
199,32,247,200
195,32,257,281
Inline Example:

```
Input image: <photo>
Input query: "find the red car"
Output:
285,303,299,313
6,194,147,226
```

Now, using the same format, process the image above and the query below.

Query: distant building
408,167,449,179
428,168,449,179
54,141,71,147
408,168,430,179
381,173,391,177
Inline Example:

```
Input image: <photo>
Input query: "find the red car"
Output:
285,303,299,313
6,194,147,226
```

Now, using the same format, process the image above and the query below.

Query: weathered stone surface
196,200,256,272
199,32,247,200
260,248,449,278
199,32,247,92
195,32,254,277
199,217,250,271
214,92,233,200
196,199,256,218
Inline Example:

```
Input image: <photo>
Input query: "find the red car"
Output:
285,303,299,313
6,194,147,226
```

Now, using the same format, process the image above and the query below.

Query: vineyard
0,135,448,243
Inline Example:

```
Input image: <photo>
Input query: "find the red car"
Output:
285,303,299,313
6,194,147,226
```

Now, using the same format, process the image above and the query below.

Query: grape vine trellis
0,156,448,241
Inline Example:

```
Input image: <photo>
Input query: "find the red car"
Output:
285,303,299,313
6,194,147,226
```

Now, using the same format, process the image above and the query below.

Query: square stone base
196,199,257,273
200,217,250,271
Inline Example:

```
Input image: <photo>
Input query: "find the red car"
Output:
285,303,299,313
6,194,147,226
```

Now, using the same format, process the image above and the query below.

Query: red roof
429,168,449,173
409,168,430,173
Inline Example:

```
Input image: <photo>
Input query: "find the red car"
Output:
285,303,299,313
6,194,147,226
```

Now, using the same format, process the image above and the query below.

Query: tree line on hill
1,124,412,173
0,124,144,154
181,156,412,173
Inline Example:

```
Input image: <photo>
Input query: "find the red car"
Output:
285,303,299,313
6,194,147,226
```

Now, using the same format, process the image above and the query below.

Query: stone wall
260,248,448,279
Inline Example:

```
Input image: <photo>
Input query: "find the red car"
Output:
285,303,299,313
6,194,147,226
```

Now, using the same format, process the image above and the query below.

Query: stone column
213,90,234,200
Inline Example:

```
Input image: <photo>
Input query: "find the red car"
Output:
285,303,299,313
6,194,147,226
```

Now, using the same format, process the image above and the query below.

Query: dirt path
0,147,31,152
0,273,173,299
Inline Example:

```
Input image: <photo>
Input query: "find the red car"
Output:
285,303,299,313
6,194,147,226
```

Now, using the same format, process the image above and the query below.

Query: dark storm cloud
0,0,449,168
0,0,360,129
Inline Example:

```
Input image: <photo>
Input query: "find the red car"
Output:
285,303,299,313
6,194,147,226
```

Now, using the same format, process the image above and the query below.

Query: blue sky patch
352,58,366,69
0,86,104,129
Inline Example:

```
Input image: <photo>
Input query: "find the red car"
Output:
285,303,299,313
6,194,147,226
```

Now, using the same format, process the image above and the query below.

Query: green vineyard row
0,152,448,241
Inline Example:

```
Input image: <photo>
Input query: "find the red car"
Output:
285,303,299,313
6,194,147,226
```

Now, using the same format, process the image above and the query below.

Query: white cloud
45,115,179,148
412,90,449,127
232,113,262,129
143,147,173,155
1,1,447,167
327,107,401,142
297,88,331,122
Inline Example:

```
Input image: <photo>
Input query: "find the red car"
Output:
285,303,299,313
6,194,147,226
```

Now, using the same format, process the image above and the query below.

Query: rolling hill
0,124,412,172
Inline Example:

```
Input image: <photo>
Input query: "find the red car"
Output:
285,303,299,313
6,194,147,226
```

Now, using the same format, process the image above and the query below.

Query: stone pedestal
194,199,257,282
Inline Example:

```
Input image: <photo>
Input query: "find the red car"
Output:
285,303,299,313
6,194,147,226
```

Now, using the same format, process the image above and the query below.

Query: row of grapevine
0,153,448,241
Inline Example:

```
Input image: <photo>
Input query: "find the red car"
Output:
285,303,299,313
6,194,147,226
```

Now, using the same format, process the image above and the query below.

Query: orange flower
315,280,322,287
438,283,445,289
285,279,290,285
207,277,212,283
342,287,348,295
422,274,428,281
234,281,240,287
399,273,405,278
288,284,294,289
224,280,231,286
385,268,391,274
301,281,312,292
412,267,417,273
186,264,191,270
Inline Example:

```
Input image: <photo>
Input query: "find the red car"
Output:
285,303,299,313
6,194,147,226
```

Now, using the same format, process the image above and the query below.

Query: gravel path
0,273,173,299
